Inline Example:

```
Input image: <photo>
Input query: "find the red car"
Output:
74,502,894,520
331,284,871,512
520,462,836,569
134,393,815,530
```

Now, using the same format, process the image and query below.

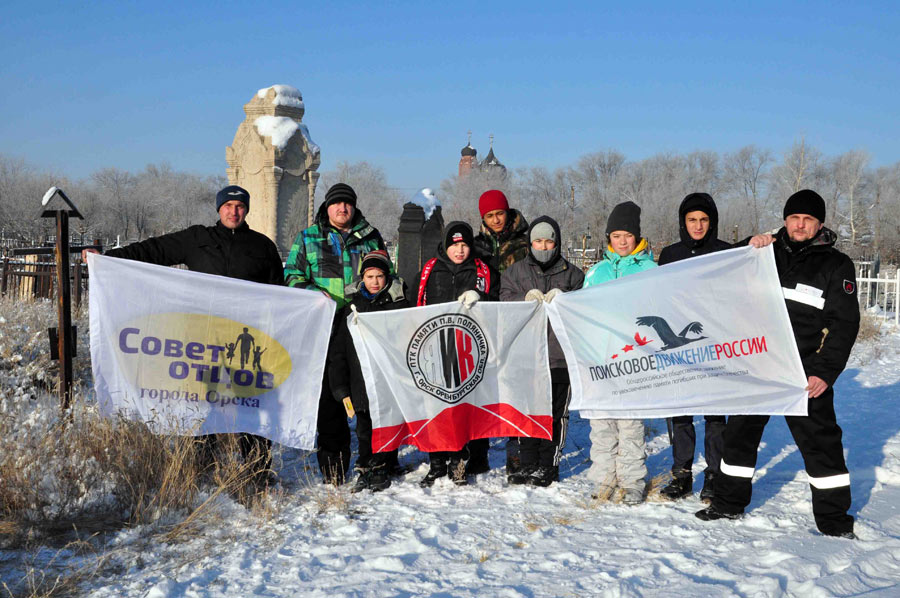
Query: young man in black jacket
328,250,409,492
657,193,732,502
696,189,860,538
84,185,284,477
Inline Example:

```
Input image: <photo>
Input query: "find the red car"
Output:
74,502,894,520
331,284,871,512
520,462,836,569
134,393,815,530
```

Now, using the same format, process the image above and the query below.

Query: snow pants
519,381,571,468
316,371,351,480
587,418,647,491
712,388,853,535
669,415,726,475
354,409,398,471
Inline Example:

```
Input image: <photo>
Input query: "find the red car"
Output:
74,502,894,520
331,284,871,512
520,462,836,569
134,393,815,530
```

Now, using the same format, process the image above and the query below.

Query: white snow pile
254,116,320,156
2,302,900,597
257,84,304,109
409,188,440,219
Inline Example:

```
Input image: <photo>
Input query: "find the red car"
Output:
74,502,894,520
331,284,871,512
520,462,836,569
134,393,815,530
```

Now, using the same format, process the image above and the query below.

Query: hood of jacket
678,192,720,249
527,215,562,268
603,237,654,266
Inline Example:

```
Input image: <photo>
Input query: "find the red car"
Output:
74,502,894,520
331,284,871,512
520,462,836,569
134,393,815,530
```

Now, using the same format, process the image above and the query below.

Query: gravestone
226,85,321,255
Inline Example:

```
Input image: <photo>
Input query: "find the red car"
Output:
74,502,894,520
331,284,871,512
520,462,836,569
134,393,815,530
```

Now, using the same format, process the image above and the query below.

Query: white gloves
525,289,545,303
458,290,481,309
350,303,359,324
544,288,563,303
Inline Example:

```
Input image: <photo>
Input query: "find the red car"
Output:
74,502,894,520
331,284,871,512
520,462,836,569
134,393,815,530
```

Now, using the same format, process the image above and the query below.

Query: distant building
458,132,506,178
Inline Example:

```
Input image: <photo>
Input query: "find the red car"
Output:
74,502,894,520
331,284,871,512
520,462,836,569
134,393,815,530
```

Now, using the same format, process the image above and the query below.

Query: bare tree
833,150,870,246
722,145,774,232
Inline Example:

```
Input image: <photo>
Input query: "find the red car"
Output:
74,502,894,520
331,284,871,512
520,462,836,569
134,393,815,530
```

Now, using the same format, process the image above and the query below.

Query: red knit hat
478,190,509,218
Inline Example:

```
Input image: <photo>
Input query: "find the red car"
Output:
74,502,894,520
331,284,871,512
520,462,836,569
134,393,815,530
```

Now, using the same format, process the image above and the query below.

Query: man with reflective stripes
695,189,860,538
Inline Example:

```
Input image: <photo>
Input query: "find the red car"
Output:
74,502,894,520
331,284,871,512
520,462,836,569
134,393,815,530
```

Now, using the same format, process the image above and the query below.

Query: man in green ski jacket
285,183,387,308
284,183,387,482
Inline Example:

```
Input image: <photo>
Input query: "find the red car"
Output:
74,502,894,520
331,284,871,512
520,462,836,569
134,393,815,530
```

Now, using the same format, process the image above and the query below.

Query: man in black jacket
657,193,732,502
85,185,284,477
696,189,860,538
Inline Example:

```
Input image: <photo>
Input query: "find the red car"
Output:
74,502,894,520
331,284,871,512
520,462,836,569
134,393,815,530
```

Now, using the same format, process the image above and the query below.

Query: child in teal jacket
582,201,656,504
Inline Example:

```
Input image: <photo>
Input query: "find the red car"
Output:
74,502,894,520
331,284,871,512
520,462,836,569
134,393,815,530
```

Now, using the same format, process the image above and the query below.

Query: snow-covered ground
3,309,899,597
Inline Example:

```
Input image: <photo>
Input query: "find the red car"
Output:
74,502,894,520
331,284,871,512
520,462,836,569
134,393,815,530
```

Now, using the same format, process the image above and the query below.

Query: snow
409,188,440,219
41,186,58,206
254,116,320,155
257,84,304,110
2,301,900,597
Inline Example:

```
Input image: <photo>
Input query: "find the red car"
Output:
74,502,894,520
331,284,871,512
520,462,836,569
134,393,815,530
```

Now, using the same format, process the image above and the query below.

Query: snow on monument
226,85,321,254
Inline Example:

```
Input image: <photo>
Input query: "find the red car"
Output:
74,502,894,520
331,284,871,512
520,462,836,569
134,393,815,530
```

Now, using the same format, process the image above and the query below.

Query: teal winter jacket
583,238,657,287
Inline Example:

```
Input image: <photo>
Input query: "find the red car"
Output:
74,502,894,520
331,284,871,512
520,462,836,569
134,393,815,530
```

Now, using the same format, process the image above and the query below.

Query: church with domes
458,132,506,178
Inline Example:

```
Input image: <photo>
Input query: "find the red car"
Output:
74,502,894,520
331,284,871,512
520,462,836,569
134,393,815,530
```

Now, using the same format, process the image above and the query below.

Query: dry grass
857,312,884,343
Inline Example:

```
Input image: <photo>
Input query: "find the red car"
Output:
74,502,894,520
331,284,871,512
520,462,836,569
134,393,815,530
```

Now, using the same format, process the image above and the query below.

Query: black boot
507,464,536,485
660,472,692,500
367,466,391,492
695,505,743,521
448,458,468,486
525,465,559,488
351,468,372,494
419,459,448,488
700,472,716,503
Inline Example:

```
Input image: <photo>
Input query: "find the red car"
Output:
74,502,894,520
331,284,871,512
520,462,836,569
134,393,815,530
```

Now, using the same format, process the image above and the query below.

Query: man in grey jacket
500,215,585,486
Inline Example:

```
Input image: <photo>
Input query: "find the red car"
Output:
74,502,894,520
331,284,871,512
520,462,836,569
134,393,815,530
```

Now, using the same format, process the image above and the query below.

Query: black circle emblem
407,313,489,404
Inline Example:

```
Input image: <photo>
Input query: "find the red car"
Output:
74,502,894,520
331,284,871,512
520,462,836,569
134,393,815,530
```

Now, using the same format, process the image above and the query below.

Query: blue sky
1,1,897,193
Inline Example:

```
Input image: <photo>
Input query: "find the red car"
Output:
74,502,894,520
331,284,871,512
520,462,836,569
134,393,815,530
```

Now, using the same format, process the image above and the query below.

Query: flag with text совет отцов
87,253,334,449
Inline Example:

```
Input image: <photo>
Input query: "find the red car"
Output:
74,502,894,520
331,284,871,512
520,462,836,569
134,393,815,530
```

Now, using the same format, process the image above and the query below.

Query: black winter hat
443,221,474,249
360,249,392,276
783,189,826,222
216,185,250,211
325,183,358,208
606,201,641,239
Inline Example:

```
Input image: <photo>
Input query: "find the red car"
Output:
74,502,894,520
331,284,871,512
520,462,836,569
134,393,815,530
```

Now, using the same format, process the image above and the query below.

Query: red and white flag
349,301,552,453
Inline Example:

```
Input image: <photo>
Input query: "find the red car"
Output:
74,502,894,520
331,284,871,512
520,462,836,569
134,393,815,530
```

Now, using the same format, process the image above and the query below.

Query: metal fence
856,268,899,326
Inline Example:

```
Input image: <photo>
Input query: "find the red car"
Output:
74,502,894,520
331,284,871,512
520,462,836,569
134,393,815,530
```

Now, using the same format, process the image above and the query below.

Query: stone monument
226,85,320,255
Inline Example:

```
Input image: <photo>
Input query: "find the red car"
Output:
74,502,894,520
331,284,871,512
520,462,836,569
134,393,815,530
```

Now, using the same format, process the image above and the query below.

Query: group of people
88,180,860,539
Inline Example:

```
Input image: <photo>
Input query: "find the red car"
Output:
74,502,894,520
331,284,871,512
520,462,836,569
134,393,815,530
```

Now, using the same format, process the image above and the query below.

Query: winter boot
694,506,743,521
367,466,391,492
351,469,373,494
420,459,449,488
507,464,536,485
622,487,644,505
699,472,716,503
448,458,469,486
660,472,692,500
525,465,559,488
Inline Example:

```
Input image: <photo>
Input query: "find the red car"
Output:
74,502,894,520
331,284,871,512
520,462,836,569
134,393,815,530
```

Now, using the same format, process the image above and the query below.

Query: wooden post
1,256,8,297
74,257,83,310
54,211,74,411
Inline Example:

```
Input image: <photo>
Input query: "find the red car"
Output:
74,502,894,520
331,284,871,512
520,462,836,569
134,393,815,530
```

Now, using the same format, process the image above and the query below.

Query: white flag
546,246,809,418
88,253,333,449
350,301,553,453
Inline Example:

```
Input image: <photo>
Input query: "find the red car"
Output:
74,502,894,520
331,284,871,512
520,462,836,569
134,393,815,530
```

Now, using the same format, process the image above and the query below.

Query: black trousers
316,371,351,477
519,381,571,468
713,388,853,535
354,409,399,471
669,415,726,475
